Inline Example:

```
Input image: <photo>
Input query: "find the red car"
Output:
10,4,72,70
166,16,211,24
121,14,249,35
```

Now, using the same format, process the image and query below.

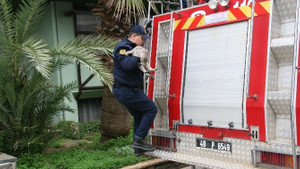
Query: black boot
132,138,155,151
133,148,147,156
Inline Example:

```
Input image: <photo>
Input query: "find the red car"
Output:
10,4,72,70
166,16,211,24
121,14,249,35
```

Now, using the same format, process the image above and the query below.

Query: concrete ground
181,166,205,169
121,158,190,169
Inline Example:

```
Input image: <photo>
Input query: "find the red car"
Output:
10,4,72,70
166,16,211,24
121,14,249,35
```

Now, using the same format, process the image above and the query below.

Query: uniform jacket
113,37,143,88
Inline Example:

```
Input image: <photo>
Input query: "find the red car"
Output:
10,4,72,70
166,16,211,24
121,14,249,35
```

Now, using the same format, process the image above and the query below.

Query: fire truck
145,0,300,168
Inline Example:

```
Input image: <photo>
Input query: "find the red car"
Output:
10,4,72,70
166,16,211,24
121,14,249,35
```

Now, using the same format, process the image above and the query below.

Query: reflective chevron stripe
174,0,270,31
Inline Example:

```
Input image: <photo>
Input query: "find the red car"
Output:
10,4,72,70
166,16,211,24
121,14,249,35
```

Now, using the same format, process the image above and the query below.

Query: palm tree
93,0,178,141
0,0,118,156
92,0,152,142
93,0,148,37
92,0,180,141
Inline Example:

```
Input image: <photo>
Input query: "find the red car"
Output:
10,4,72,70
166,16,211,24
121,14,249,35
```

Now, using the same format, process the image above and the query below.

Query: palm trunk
100,86,132,142
94,0,140,142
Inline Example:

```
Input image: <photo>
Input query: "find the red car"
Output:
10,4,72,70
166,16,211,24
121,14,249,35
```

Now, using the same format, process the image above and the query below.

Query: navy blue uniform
112,37,157,139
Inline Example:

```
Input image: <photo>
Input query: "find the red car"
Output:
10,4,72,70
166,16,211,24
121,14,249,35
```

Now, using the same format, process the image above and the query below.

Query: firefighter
112,25,157,156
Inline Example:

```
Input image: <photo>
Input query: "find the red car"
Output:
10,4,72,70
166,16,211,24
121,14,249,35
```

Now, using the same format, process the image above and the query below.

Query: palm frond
107,0,146,22
51,35,119,90
67,35,119,56
0,68,77,155
0,0,14,41
33,82,77,127
52,47,114,90
0,57,12,114
59,81,78,101
19,36,52,79
51,56,74,72
2,80,17,115
0,39,16,60
0,0,15,60
15,0,47,43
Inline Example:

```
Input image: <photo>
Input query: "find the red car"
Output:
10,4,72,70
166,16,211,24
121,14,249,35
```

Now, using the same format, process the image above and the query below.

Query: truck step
267,91,292,141
146,150,263,169
270,37,294,65
267,91,290,115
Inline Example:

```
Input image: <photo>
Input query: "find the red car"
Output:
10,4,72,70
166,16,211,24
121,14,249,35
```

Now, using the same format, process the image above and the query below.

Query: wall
36,0,103,123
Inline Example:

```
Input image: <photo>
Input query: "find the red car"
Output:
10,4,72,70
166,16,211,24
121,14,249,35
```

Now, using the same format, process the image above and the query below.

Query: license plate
196,138,232,153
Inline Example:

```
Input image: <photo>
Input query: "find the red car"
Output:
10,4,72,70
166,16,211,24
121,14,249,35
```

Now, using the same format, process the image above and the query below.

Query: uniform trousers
113,87,157,138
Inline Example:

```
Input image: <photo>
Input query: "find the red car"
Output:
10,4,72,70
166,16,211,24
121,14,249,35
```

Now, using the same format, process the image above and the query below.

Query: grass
17,121,152,169
18,147,149,169
47,138,73,148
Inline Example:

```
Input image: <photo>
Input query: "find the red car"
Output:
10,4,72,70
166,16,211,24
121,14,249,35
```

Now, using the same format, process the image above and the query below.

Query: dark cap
130,25,150,39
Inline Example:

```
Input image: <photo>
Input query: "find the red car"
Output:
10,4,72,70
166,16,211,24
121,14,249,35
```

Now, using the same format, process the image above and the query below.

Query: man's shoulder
115,44,130,53
115,42,133,53
114,43,130,57
113,37,135,58
118,39,133,47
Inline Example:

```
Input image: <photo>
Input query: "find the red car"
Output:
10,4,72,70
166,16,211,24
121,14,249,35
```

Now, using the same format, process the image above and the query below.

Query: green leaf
0,0,14,41
20,36,52,79
51,35,119,90
15,0,47,43
0,0,123,156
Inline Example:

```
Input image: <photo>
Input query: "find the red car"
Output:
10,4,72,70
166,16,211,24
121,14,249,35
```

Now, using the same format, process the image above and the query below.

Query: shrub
0,132,3,152
53,121,101,140
0,0,117,156
18,136,151,169
17,153,46,169
79,121,101,134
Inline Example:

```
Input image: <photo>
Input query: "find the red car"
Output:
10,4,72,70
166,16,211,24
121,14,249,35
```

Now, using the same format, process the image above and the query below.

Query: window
74,3,100,35
78,98,102,122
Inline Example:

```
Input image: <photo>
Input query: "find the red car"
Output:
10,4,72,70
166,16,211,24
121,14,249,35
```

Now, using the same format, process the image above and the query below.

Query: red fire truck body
146,0,300,168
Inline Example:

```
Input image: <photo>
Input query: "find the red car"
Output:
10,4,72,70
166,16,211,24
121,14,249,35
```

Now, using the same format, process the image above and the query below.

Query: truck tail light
151,135,176,152
256,151,299,168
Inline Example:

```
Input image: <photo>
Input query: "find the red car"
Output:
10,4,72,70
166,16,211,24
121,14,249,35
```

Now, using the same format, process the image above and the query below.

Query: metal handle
147,1,164,21
228,122,234,129
245,0,256,101
247,94,258,100
165,1,181,11
168,94,175,98
248,133,255,137
207,120,213,127
165,1,180,5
